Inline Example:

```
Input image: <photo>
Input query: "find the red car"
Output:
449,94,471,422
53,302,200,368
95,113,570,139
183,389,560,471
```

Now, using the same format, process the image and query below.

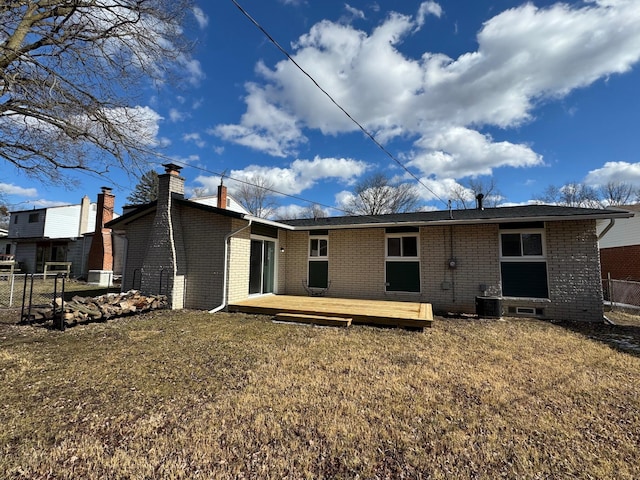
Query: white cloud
183,132,205,148
274,204,307,219
169,108,187,123
195,156,369,196
344,4,366,21
584,161,640,187
0,183,38,197
192,6,209,29
409,126,543,178
416,1,442,29
212,83,306,157
215,0,640,180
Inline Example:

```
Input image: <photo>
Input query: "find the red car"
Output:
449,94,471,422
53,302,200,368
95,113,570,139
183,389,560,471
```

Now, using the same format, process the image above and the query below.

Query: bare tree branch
599,181,638,206
233,175,279,219
1,0,197,184
343,173,421,215
534,181,602,208
449,177,502,209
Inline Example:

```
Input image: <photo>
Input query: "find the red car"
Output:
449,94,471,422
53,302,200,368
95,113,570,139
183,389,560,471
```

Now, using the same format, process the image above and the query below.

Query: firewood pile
23,290,168,326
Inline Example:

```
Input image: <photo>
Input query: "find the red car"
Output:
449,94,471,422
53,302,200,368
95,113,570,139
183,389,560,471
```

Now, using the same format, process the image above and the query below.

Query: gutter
597,218,615,241
209,218,253,313
283,212,633,231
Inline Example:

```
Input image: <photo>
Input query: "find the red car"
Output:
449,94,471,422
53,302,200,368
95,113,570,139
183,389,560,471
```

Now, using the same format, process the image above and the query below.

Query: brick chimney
87,187,115,284
217,180,228,209
140,163,187,309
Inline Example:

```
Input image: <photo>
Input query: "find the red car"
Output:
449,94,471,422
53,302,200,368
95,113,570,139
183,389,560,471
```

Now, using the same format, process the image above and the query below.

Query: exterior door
249,239,275,295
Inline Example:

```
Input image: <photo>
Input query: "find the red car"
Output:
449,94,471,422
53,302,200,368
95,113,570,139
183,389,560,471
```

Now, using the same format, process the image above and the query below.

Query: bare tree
190,186,208,198
0,203,8,229
126,170,158,204
449,177,502,209
301,203,328,219
1,1,196,183
599,181,638,206
234,175,279,219
535,182,602,208
343,173,420,215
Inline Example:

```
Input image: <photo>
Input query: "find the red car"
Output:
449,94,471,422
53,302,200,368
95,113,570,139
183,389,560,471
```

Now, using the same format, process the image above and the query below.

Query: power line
229,0,448,207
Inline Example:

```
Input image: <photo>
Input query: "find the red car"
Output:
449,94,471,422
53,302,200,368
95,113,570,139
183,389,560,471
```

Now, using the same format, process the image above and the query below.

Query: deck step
275,313,352,327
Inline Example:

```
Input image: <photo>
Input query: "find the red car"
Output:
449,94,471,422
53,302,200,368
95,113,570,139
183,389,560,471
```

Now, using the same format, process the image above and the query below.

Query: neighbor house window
308,234,329,288
500,224,548,298
385,227,420,293
28,213,39,223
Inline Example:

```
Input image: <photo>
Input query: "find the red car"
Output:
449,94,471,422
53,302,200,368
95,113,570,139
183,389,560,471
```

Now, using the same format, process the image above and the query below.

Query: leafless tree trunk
1,0,196,184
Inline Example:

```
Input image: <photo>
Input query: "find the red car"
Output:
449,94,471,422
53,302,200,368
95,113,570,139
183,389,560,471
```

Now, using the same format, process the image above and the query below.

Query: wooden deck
228,295,433,329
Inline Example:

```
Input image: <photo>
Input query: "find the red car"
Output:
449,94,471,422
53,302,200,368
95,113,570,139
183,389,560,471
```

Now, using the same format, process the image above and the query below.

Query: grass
1,310,640,479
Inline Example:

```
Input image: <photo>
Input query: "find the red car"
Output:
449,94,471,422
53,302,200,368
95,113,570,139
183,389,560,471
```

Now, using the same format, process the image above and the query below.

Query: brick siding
600,245,640,282
280,220,604,322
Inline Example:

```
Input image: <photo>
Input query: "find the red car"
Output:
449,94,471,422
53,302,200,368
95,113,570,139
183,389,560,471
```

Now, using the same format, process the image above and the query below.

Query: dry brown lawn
1,309,639,479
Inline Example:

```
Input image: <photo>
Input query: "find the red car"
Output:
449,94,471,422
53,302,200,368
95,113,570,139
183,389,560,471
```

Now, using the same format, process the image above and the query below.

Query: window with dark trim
28,213,39,223
308,235,328,288
385,233,420,292
500,229,548,298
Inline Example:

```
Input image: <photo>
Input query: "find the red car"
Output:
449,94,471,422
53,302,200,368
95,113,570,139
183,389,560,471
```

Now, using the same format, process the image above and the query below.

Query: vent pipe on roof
476,193,485,210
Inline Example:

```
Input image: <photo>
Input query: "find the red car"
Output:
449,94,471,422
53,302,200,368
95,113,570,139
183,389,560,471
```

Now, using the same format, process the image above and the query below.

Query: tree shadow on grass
556,320,640,358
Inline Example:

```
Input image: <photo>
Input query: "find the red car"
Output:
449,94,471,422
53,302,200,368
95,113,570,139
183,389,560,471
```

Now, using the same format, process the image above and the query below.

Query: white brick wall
279,220,604,322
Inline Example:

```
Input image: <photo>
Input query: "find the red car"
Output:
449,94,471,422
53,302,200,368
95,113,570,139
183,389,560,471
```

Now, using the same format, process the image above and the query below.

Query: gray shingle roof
278,205,633,229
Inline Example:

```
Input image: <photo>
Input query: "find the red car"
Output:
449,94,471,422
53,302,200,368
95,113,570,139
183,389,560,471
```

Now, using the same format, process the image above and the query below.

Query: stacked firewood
24,290,168,325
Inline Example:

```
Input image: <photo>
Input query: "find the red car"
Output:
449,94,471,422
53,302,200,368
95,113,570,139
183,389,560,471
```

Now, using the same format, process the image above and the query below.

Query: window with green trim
385,234,420,292
500,229,548,298
308,236,328,288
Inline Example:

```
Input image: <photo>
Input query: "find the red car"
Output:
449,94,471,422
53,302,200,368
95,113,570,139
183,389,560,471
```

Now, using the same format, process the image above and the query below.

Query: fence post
9,273,15,307
608,272,614,311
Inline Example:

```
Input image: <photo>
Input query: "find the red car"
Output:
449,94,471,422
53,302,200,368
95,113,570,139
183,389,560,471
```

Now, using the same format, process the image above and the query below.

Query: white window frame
384,233,420,293
309,236,329,260
499,229,546,262
499,227,549,299
385,233,419,260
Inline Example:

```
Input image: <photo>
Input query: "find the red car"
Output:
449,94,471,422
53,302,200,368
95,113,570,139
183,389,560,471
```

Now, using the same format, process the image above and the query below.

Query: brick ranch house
107,164,633,323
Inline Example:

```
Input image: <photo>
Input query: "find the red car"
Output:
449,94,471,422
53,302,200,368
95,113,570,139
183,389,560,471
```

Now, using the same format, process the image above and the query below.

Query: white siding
189,195,250,214
43,205,97,239
598,210,639,249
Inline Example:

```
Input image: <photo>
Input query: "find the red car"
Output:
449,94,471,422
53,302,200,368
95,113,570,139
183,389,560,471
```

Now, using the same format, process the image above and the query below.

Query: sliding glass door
249,239,276,295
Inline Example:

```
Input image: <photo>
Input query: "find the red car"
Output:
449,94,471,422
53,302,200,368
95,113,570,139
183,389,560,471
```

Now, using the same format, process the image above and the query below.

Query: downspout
598,218,615,324
597,218,615,241
209,218,253,313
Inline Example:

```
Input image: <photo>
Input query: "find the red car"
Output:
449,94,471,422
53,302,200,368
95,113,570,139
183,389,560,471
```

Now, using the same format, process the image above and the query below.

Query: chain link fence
602,278,640,311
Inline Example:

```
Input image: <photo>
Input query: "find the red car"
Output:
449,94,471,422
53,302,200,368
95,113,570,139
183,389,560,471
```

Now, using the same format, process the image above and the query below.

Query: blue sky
4,0,640,217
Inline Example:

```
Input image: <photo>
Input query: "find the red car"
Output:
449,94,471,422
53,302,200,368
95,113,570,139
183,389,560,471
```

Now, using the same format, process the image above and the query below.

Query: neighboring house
7,189,121,278
189,186,250,215
107,164,633,323
598,204,640,281
0,227,9,258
